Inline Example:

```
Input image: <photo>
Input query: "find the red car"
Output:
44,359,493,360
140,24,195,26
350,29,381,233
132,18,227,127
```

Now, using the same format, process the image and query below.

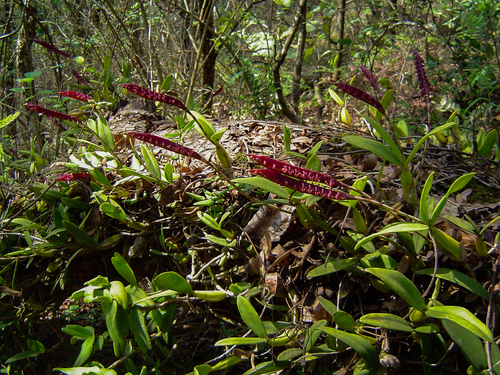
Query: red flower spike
32,39,71,58
412,50,430,97
211,85,223,98
25,104,82,123
250,169,353,200
120,84,188,111
59,91,93,103
248,154,350,190
360,65,382,96
71,70,91,87
127,132,203,160
334,82,385,114
55,173,92,182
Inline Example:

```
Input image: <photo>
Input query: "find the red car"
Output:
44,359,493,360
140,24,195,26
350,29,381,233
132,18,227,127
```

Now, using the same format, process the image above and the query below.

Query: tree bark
199,0,217,110
291,0,307,112
272,0,307,124
333,0,346,82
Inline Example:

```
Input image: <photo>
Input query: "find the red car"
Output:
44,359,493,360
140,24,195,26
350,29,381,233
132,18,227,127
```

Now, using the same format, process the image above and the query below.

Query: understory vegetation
1,0,500,374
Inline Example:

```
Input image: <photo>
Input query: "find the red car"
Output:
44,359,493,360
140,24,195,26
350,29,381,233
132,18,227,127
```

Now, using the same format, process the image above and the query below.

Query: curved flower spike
55,173,92,182
25,104,82,123
59,91,93,103
32,39,71,58
412,50,430,97
250,169,354,200
360,65,382,96
248,154,350,190
120,84,188,111
127,132,203,160
334,82,384,114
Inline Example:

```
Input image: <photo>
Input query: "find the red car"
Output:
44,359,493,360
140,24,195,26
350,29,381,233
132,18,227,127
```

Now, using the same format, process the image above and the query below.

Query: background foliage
1,0,500,374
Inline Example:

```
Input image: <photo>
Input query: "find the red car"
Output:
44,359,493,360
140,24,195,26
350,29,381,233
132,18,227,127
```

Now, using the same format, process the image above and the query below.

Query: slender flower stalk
248,154,350,190
127,132,203,160
412,50,430,98
59,91,93,103
360,65,382,97
334,82,385,114
55,173,92,182
32,39,71,58
71,70,91,87
120,84,188,111
25,104,81,123
250,169,353,200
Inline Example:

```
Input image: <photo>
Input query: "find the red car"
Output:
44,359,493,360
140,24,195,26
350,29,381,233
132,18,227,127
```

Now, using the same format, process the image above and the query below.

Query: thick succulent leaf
365,268,425,312
237,295,267,338
359,313,414,332
322,327,379,368
415,268,489,300
426,306,493,342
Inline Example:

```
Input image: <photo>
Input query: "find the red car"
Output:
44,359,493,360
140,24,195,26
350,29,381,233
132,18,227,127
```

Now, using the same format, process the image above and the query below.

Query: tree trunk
333,0,346,82
199,0,217,110
272,0,307,124
291,0,307,112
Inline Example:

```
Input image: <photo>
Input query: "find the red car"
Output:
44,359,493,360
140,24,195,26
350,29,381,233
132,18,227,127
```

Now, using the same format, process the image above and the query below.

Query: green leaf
322,327,379,368
100,202,127,222
242,360,289,375
140,144,161,179
53,366,117,375
426,306,493,342
211,127,227,143
277,348,303,361
73,335,95,367
306,258,359,279
111,252,137,286
232,176,288,199
215,337,267,346
188,111,215,138
154,271,193,294
430,173,475,224
444,215,477,233
193,290,227,301
305,320,327,351
130,307,152,353
161,74,174,91
197,211,220,231
62,325,94,339
478,129,497,157
380,89,393,111
328,88,344,106
343,135,402,166
0,112,20,130
405,122,456,166
62,221,96,247
5,340,45,363
365,268,425,312
237,295,268,338
210,356,243,371
334,311,355,332
441,319,487,371
420,172,434,225
430,228,465,261
360,252,399,269
318,297,338,316
359,313,414,332
354,223,428,250
193,364,213,375
361,115,404,164
415,268,489,300
96,115,114,150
